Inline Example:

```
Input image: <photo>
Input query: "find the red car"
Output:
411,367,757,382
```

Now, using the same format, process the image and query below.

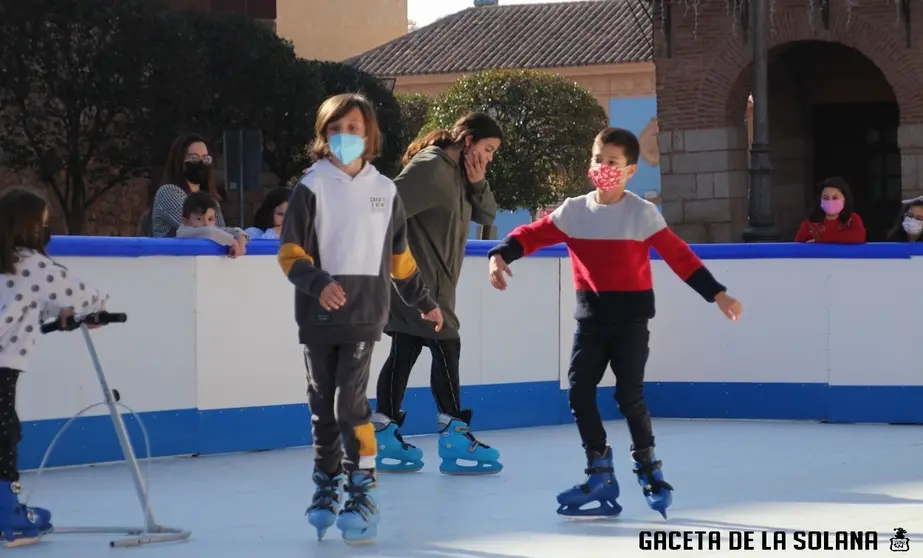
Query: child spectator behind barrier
175,192,247,258
887,196,923,242
245,187,291,240
794,177,866,244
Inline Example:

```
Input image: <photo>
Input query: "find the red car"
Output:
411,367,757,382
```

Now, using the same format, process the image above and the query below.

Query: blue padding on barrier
18,380,923,470
45,236,923,259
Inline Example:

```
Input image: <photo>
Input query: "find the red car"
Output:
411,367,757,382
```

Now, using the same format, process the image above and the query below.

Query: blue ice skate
0,481,53,548
437,412,502,475
336,470,379,545
372,412,424,473
556,446,622,518
631,447,673,520
306,469,344,540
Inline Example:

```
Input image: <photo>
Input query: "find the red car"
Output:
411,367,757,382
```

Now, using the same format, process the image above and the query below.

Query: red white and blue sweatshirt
487,192,726,322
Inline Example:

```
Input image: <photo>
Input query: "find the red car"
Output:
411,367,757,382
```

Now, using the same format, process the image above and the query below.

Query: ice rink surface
11,419,923,557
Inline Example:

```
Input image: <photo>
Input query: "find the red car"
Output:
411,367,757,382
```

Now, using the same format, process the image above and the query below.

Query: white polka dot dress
0,249,108,372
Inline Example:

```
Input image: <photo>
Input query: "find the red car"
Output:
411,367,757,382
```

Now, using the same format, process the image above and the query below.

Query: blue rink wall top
23,236,923,471
45,236,923,259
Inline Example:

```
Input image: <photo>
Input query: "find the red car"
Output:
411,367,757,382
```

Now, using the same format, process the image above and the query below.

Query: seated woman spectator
795,177,866,244
175,191,246,258
244,187,291,240
151,133,249,252
887,196,923,242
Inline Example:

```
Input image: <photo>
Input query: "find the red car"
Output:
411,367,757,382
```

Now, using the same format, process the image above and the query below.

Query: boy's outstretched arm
643,206,726,302
390,196,442,329
276,183,334,296
487,201,571,264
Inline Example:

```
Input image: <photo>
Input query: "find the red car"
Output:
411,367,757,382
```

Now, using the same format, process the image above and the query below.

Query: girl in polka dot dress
0,187,108,547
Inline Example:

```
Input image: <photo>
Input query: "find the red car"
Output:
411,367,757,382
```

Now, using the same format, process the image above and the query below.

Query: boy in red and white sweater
487,127,743,519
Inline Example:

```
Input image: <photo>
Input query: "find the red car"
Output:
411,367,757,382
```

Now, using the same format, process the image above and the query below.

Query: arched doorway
742,41,901,240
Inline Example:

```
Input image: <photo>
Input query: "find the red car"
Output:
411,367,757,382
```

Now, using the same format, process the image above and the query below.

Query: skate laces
454,423,490,449
632,459,673,494
392,429,416,451
342,480,378,521
574,463,615,492
308,472,342,509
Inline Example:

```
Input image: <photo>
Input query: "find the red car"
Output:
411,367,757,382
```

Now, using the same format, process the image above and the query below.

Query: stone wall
658,127,749,243
899,124,923,202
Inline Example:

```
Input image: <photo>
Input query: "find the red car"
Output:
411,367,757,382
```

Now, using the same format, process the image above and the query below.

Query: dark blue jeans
567,320,654,454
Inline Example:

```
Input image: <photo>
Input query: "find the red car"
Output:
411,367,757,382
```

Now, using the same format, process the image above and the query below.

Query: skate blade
343,535,376,546
557,502,622,519
307,512,337,541
377,460,424,473
647,493,673,520
439,461,503,476
341,525,378,546
3,535,41,548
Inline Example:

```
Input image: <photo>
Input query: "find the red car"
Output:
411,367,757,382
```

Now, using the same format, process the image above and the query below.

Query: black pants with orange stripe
376,332,463,422
303,343,376,474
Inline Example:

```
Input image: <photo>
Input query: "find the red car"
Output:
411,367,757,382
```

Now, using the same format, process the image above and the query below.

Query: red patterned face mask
588,164,624,191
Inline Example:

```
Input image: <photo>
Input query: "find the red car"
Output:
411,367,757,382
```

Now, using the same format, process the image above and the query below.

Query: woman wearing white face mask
888,197,923,242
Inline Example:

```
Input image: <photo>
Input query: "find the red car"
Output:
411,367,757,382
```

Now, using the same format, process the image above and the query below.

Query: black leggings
376,333,463,421
0,369,21,482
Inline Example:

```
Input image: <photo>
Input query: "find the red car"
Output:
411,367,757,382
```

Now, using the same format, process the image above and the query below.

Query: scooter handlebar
40,311,128,334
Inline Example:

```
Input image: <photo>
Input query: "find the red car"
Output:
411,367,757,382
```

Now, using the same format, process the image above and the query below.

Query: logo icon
370,196,387,212
890,528,909,552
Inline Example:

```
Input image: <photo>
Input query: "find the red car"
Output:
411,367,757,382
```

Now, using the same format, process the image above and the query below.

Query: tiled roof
347,0,652,77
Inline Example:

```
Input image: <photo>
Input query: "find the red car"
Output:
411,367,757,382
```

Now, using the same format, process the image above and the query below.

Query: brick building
654,0,923,241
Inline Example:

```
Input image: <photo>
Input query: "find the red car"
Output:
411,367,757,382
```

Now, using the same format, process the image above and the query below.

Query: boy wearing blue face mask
277,93,443,545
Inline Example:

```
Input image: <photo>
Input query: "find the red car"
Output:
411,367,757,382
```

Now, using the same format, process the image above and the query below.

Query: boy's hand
236,235,248,256
488,254,512,290
319,282,346,311
228,239,242,258
715,292,742,321
421,307,444,332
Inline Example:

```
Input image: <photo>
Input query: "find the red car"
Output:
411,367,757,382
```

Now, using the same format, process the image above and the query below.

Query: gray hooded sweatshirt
278,159,437,345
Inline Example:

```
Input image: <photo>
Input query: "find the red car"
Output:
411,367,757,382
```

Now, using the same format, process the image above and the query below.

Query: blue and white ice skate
0,481,53,548
556,446,622,518
631,447,673,520
336,470,379,545
306,469,344,540
437,412,502,475
372,411,424,473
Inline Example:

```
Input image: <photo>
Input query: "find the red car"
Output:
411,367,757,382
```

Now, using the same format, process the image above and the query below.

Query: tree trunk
65,208,85,236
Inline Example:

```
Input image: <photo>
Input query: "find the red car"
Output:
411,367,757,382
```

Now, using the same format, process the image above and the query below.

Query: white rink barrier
19,237,923,469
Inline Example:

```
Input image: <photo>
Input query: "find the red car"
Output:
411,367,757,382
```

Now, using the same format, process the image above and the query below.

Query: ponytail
402,129,455,166
401,111,505,167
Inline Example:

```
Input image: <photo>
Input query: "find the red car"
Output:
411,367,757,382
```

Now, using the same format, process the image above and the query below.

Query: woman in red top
794,177,866,243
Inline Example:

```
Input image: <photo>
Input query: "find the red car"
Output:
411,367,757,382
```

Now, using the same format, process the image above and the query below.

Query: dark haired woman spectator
371,111,504,475
245,187,291,240
795,177,866,244
151,133,249,251
887,196,923,242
